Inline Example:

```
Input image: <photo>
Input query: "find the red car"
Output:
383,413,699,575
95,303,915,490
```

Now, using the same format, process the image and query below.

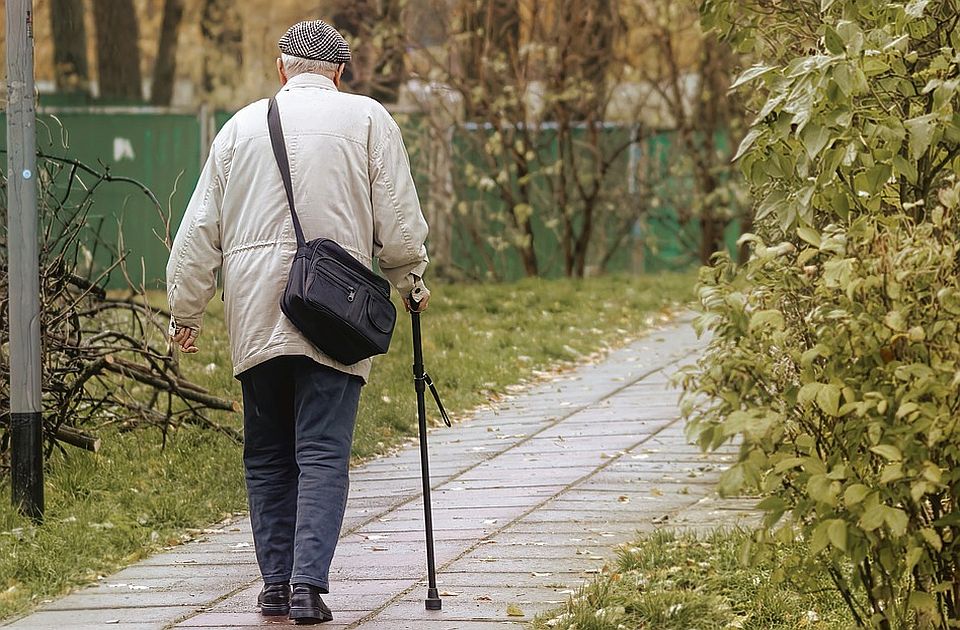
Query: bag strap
267,97,306,248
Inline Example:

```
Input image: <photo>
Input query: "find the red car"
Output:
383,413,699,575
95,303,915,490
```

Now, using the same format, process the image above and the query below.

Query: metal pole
6,0,44,522
411,305,441,611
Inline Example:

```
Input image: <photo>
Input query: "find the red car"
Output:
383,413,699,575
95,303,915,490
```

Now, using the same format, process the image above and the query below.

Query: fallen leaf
618,495,630,503
371,546,388,552
439,590,461,596
476,595,492,601
506,604,525,617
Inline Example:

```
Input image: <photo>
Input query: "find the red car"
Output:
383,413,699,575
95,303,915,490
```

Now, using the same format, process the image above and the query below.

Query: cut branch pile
0,149,240,476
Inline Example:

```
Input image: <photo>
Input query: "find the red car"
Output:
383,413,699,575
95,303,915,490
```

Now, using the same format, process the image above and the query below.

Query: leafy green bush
682,1,960,628
531,529,852,630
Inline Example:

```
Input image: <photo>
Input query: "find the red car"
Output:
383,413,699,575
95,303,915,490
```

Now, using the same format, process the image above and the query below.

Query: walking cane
409,288,450,611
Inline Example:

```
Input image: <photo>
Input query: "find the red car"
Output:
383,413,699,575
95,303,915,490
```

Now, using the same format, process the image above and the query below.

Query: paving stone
351,621,522,629
426,570,593,590
109,562,256,581
373,598,558,621
176,611,361,627
5,319,755,630
3,606,197,628
135,551,258,567
42,590,223,611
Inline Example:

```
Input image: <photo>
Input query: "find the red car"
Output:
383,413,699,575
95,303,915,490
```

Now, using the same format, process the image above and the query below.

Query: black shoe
257,582,290,616
288,583,333,625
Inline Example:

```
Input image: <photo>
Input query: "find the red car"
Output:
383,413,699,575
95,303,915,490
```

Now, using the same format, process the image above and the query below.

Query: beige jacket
166,73,429,382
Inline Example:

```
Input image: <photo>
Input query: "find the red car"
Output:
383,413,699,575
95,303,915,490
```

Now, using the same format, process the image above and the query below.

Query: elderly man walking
166,20,430,625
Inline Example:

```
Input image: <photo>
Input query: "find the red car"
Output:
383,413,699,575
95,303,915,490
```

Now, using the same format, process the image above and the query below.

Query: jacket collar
279,73,338,93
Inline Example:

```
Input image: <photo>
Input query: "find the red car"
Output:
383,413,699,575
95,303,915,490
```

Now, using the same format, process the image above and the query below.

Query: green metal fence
1,107,203,288
2,106,736,287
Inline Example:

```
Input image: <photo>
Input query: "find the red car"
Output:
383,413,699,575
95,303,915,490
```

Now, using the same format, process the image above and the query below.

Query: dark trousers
238,355,362,592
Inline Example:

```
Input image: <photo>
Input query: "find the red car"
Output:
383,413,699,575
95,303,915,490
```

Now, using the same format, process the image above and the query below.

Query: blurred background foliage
0,0,751,282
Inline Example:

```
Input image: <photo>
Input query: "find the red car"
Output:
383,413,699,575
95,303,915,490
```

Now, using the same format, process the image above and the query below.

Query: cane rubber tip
426,588,442,610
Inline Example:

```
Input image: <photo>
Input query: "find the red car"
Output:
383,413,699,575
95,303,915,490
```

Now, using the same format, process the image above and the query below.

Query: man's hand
404,284,431,313
171,327,200,354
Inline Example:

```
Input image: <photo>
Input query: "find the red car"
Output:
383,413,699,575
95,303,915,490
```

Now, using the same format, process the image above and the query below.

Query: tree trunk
457,0,520,120
331,0,372,93
518,232,539,277
332,0,405,103
200,0,243,101
699,216,725,265
92,0,143,101
50,0,89,94
151,0,185,105
370,0,405,104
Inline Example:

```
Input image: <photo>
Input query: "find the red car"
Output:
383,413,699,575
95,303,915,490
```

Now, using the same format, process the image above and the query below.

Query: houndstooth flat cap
278,20,351,64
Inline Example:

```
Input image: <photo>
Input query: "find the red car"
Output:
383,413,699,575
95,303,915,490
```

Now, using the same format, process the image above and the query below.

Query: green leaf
801,123,830,159
774,457,806,473
734,127,764,162
884,310,906,331
885,507,909,536
816,384,841,416
920,528,943,552
824,25,845,55
864,164,892,194
844,484,870,505
880,463,904,483
797,226,822,247
807,474,839,505
906,114,937,160
828,519,848,551
718,464,745,497
732,65,776,89
861,504,885,531
871,444,903,461
905,0,931,18
893,154,918,184
833,63,853,96
798,382,822,406
811,521,831,554
757,495,787,512
821,0,837,11
906,545,924,571
909,591,937,614
896,402,919,419
749,309,785,332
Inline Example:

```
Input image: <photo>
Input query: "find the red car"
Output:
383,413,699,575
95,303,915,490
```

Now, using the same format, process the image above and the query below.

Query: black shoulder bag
267,97,397,365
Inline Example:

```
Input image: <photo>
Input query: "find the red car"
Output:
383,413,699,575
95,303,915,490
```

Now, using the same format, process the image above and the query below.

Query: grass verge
530,529,854,630
0,273,692,621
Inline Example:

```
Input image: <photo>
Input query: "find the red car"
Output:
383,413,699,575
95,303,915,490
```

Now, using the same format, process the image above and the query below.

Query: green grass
530,529,855,630
0,273,693,621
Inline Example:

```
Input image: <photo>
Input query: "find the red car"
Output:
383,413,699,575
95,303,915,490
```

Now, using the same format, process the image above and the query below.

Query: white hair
281,53,341,78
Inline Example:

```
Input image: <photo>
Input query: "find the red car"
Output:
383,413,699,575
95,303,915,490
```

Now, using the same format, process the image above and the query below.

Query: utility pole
6,0,44,521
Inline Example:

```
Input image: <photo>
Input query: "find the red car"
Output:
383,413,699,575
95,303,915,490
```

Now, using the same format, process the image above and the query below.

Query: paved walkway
4,317,755,630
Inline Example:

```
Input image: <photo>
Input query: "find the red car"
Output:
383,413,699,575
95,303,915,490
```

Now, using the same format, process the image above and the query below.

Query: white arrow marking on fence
113,137,136,161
